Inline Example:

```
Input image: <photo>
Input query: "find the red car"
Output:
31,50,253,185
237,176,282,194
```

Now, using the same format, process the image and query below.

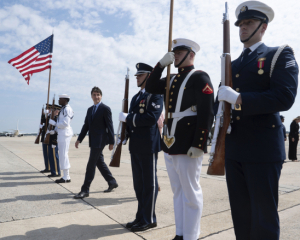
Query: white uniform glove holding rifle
159,52,175,67
187,147,204,158
117,138,127,145
49,119,56,126
119,112,128,122
218,86,240,104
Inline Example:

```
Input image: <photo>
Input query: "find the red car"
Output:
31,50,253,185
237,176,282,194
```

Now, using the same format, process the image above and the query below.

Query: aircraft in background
1,120,37,137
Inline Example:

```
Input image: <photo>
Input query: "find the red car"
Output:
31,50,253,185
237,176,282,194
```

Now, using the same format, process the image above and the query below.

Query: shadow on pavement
0,171,39,175
0,223,132,240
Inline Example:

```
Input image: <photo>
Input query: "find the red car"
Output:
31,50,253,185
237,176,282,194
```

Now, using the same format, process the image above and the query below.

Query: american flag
8,35,53,85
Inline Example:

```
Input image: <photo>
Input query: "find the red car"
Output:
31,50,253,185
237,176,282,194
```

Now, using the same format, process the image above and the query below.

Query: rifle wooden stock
207,4,232,176
34,107,44,144
43,97,55,144
110,71,129,167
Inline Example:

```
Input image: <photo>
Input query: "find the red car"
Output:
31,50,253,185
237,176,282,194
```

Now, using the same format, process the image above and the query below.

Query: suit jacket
126,91,163,154
289,120,299,141
77,103,115,148
221,43,298,162
146,64,214,154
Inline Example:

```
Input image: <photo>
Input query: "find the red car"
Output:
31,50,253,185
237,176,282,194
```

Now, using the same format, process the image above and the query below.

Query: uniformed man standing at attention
119,63,163,232
216,1,298,239
145,39,214,240
49,94,74,183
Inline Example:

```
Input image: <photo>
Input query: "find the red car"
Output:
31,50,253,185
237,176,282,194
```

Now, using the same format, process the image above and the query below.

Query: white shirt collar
243,41,263,54
140,88,146,93
94,101,101,107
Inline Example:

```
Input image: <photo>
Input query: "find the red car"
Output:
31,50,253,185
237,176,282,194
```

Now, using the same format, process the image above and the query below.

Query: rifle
207,2,232,176
110,68,130,167
34,106,44,144
43,95,55,144
163,0,174,147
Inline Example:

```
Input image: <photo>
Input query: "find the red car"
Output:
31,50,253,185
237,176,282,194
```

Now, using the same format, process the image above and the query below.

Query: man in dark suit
119,63,163,232
216,1,298,239
74,86,118,199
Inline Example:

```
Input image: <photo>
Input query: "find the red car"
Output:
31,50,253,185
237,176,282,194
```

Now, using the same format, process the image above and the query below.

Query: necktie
241,48,251,64
92,105,96,119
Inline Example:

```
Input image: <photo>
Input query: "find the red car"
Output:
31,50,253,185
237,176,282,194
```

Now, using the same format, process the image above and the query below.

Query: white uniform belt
58,126,71,129
168,107,197,119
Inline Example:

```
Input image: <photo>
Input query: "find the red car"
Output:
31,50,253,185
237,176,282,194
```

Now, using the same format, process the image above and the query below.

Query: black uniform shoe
40,169,51,173
74,191,89,199
126,219,140,229
47,174,61,177
131,222,157,232
55,178,71,183
172,236,183,240
104,183,118,193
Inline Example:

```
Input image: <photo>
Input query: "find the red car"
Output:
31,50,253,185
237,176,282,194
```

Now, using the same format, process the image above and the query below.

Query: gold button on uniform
174,79,177,82
236,116,240,120
199,144,201,147
181,68,184,71
236,74,240,78
236,88,240,92
200,138,203,140
184,87,186,89
272,125,275,128
177,74,180,77
172,85,175,88
188,123,190,125
171,92,173,95
169,105,172,108
170,99,172,102
202,131,204,133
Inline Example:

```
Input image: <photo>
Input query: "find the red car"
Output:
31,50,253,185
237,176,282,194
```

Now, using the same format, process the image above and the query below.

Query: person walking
288,117,300,161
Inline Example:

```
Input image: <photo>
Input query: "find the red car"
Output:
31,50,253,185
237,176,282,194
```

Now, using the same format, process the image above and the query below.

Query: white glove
159,52,175,67
49,130,55,135
44,110,49,114
218,86,240,105
187,147,204,158
52,144,56,148
49,119,56,126
39,124,44,129
119,112,128,122
117,138,127,145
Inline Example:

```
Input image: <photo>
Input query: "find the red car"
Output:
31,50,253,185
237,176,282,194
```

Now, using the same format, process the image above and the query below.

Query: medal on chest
257,58,266,75
139,100,145,114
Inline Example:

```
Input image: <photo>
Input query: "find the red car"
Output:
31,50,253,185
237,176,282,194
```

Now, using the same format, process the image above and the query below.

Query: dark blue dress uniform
125,64,163,226
41,113,60,176
41,114,50,172
288,120,299,160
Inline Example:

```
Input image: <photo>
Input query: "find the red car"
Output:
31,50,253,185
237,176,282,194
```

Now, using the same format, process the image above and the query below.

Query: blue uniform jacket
126,91,163,154
217,43,298,162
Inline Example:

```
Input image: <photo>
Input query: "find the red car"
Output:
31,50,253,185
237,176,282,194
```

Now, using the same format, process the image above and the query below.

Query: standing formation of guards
35,1,299,239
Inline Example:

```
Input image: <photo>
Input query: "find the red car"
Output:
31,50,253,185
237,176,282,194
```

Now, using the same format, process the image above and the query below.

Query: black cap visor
172,46,195,54
235,10,269,26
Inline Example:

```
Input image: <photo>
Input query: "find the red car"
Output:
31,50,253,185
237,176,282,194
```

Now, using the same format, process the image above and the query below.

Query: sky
0,0,299,134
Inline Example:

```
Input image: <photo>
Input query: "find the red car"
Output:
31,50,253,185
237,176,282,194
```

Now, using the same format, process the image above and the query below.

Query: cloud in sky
0,0,299,134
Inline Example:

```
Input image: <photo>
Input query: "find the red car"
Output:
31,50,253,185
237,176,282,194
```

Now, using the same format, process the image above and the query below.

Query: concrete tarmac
0,136,300,239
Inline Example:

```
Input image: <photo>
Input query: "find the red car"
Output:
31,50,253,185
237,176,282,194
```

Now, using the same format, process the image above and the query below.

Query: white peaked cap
235,1,274,26
172,38,200,53
59,94,70,99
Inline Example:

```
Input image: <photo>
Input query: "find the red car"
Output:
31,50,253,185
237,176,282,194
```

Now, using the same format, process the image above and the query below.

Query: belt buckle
191,105,197,112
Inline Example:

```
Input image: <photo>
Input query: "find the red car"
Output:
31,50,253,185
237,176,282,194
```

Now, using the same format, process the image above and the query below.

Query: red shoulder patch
202,83,213,94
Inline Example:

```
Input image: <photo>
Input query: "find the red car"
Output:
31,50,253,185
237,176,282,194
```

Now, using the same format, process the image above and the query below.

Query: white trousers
57,135,72,170
164,153,203,240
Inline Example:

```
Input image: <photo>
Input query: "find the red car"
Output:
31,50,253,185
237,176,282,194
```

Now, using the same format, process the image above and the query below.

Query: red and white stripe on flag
8,35,53,85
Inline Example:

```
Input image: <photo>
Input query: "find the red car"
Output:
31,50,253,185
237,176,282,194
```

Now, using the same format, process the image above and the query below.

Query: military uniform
122,63,163,231
146,39,214,240
216,2,298,239
41,113,50,172
49,94,74,181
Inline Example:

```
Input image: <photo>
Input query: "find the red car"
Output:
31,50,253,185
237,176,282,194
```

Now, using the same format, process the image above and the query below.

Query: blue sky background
0,0,299,134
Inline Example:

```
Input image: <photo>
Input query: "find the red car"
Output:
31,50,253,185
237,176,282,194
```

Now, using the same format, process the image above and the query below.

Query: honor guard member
49,94,74,183
119,63,163,232
146,39,214,240
216,1,298,239
46,104,62,178
40,105,51,173
280,115,287,141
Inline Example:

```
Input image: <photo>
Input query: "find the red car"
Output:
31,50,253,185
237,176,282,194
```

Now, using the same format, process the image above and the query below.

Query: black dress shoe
125,219,140,229
172,236,183,240
104,183,118,193
40,169,51,173
74,191,89,199
55,178,71,183
48,174,61,177
131,222,157,232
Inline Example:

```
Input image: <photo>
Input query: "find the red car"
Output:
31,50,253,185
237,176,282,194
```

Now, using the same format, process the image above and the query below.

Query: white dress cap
172,38,200,53
59,94,70,99
235,1,274,26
